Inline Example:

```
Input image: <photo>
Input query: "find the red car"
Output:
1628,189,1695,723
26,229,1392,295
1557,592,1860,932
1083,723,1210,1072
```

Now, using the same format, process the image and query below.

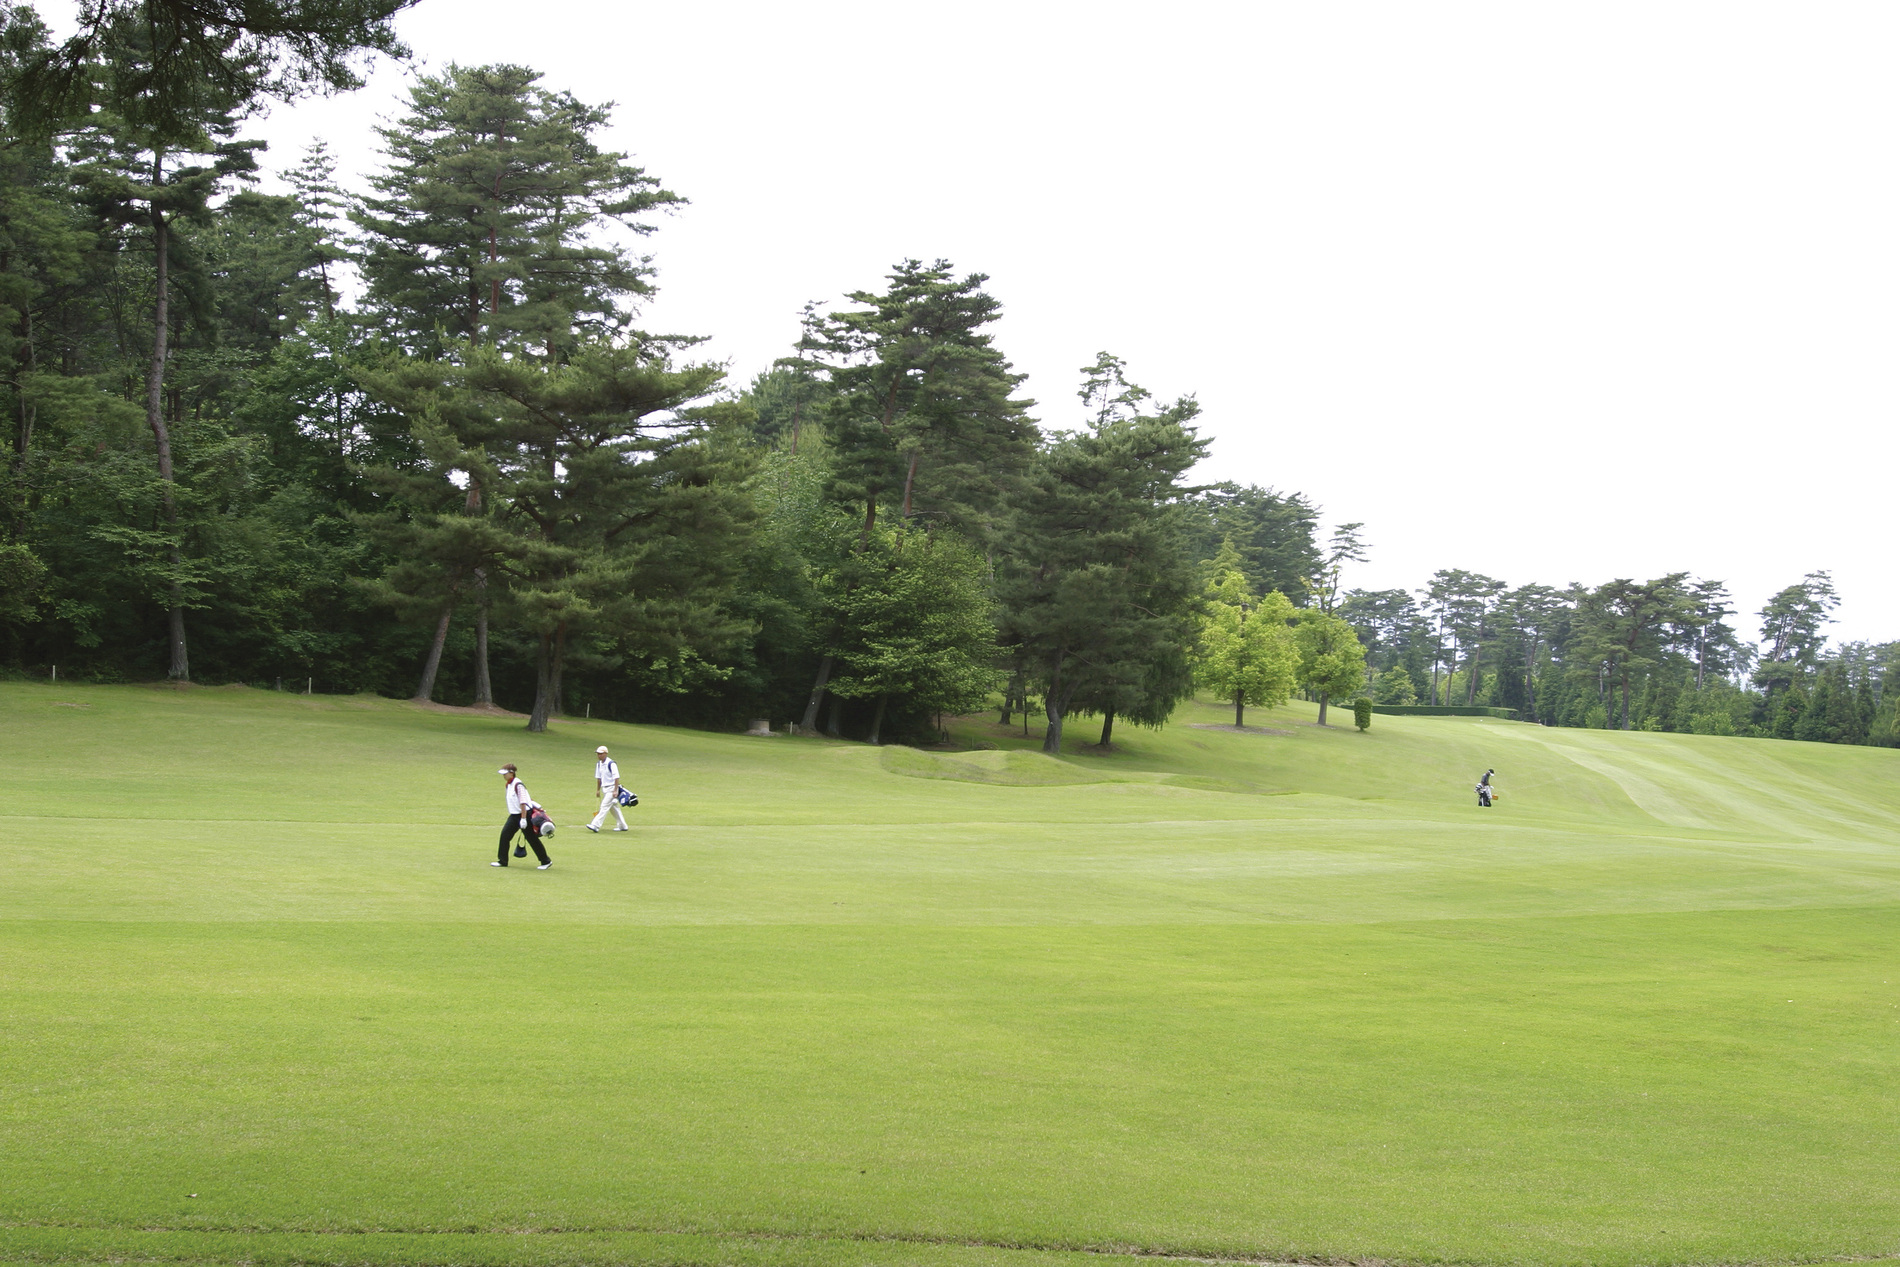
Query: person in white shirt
586,745,630,833
495,764,551,868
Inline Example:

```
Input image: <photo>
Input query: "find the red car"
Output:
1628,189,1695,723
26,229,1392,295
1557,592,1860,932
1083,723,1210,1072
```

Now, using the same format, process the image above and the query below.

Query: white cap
497,768,511,775
596,745,609,754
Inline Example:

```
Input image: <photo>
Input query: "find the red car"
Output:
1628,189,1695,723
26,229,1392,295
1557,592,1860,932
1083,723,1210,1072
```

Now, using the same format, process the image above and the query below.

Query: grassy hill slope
2,681,1898,1267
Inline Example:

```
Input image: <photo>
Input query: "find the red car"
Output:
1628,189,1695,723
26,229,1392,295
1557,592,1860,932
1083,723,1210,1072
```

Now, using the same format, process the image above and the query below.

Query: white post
50,665,56,683
306,677,312,695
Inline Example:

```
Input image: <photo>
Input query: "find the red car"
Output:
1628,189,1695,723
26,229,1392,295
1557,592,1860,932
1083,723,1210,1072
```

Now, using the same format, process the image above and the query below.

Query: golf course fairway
4,681,1899,1267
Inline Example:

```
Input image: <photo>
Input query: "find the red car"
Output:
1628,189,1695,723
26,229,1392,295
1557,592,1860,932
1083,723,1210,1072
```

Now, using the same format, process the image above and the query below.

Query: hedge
1369,705,1521,720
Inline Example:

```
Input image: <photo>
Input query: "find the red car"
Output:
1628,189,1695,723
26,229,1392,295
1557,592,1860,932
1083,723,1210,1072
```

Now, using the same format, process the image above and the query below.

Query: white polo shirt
506,779,536,816
595,757,620,787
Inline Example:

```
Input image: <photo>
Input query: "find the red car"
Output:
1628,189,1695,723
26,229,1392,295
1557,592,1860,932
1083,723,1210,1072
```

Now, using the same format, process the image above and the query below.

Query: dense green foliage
0,7,1890,749
1340,569,1897,746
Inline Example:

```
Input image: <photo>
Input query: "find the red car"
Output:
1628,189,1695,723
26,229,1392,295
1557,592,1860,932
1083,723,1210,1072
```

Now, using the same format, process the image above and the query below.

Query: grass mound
3,681,1899,1267
879,744,1121,785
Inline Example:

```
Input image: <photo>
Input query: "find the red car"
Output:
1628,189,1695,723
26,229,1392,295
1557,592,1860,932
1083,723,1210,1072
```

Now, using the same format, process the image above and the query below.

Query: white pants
590,788,629,830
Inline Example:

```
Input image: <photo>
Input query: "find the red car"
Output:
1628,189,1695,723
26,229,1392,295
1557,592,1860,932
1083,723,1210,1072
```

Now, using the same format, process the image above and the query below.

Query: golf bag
614,786,639,808
527,805,555,838
1475,783,1494,808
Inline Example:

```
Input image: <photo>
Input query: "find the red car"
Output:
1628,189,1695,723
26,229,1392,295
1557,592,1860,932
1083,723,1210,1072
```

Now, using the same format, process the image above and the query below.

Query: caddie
586,744,629,833
494,763,552,868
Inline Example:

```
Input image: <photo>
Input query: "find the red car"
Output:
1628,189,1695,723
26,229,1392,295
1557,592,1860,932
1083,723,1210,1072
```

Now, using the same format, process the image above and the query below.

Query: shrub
1353,697,1373,732
1690,711,1735,736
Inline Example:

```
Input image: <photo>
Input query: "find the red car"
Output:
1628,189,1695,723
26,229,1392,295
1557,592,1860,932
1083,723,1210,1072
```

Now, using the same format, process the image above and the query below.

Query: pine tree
1572,574,1692,730
10,0,411,144
63,26,262,679
1754,572,1838,702
355,64,681,358
817,259,1036,544
440,339,744,732
996,369,1207,755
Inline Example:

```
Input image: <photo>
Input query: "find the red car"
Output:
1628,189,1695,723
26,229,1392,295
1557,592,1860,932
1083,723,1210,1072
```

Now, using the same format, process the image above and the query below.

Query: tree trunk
548,621,567,718
826,692,842,737
799,654,834,732
413,604,453,702
1234,691,1245,728
1041,651,1067,755
1621,669,1632,730
1098,709,1115,747
1465,645,1483,705
472,576,494,705
146,194,188,682
868,693,889,745
528,632,554,733
900,448,919,519
859,498,877,549
1318,695,1329,726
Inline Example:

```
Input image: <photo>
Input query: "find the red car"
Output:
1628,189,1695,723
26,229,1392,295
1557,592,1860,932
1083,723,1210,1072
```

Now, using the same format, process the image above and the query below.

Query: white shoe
491,861,504,867
612,826,629,832
585,824,599,833
537,861,552,870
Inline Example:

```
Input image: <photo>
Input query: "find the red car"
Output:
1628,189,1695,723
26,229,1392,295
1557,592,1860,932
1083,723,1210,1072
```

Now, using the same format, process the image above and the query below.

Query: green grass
3,682,1899,1267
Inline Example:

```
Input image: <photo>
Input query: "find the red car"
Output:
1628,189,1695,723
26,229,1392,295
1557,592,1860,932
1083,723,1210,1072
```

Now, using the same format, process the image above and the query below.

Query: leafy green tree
824,525,1000,745
1373,663,1417,704
1294,607,1366,726
1195,560,1297,728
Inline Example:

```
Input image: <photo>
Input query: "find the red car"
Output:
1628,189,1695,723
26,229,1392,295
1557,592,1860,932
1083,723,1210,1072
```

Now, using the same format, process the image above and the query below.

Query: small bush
1688,712,1736,736
1353,697,1373,732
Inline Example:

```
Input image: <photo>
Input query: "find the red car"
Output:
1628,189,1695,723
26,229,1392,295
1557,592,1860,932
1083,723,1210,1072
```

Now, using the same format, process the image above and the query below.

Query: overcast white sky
48,1,1900,642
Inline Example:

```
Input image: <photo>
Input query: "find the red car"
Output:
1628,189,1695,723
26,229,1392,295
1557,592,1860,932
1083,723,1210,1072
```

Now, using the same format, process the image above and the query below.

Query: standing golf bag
1475,783,1494,808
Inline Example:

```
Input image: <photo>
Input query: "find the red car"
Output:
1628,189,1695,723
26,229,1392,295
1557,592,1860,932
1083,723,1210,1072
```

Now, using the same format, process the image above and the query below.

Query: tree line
1339,570,1900,747
1,3,1891,751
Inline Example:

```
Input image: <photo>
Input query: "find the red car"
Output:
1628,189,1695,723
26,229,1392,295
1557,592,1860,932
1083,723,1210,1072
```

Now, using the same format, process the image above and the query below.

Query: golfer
495,763,552,868
586,745,629,833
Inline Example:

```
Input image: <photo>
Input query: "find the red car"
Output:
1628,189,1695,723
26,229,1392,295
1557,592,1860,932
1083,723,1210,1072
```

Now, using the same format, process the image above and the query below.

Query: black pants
498,814,550,866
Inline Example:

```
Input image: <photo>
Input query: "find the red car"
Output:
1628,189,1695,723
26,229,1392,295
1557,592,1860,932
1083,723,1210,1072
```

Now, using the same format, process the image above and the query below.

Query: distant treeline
1,9,1892,749
1339,572,1899,747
